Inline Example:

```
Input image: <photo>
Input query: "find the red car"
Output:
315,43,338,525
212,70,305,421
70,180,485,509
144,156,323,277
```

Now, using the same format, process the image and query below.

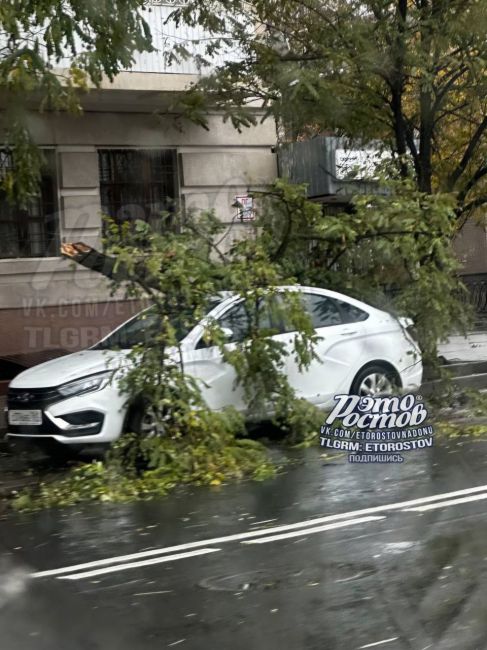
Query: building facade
0,2,278,362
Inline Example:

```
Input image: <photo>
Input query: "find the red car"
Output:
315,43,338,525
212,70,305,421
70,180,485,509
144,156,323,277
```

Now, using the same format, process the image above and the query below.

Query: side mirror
196,326,234,350
220,327,234,341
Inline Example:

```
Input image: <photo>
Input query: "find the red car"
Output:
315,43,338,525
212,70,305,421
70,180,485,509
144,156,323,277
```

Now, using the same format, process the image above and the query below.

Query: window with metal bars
98,149,178,231
0,150,58,259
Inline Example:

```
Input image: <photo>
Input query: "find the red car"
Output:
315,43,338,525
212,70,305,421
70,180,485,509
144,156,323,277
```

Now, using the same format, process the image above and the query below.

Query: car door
181,299,283,413
283,291,371,408
179,300,246,412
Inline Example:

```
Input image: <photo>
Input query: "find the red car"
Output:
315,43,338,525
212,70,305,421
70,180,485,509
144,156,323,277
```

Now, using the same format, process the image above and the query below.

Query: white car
5,286,422,452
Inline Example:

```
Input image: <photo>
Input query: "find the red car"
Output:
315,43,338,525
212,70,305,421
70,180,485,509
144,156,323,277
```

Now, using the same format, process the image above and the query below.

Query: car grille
7,387,105,438
7,386,63,409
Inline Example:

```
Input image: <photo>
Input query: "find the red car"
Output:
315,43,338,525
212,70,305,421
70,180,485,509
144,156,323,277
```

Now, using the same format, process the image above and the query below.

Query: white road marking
242,516,385,544
133,591,172,596
32,483,487,579
58,548,220,581
403,492,487,512
358,638,399,649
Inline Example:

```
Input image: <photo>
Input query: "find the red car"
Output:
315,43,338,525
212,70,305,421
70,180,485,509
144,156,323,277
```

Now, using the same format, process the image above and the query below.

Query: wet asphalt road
2,440,487,650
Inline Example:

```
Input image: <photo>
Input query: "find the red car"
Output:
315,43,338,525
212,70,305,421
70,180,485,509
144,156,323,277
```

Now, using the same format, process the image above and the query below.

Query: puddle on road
198,562,377,592
381,541,422,555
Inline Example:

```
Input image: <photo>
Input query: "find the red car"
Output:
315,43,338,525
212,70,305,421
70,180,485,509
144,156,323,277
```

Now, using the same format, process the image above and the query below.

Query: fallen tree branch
61,242,130,282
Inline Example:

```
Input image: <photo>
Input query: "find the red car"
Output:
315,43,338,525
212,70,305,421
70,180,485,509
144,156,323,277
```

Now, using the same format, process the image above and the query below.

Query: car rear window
304,294,343,328
338,300,369,323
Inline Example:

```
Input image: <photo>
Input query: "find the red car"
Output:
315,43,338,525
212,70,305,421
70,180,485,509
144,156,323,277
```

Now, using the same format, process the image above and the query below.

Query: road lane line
133,591,172,596
58,548,221,581
358,638,399,649
241,516,385,544
32,483,487,579
403,492,487,512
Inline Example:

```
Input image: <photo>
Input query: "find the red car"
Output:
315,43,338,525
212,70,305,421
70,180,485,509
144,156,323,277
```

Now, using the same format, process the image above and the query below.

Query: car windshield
94,297,225,350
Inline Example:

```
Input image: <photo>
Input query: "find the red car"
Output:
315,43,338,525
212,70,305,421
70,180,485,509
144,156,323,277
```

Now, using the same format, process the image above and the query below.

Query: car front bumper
5,384,127,445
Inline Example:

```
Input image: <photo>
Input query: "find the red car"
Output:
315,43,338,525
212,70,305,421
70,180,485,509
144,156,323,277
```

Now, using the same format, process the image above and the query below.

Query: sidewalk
438,332,487,363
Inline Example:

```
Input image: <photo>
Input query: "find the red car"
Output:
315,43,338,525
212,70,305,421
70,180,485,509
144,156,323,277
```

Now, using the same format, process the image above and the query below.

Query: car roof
280,285,378,312
210,285,379,316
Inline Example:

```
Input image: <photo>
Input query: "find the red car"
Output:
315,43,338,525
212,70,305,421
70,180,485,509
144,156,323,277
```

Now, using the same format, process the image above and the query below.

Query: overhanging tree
0,0,152,202
171,0,487,217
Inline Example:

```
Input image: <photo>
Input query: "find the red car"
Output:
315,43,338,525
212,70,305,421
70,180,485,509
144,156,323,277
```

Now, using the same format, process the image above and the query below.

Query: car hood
9,350,129,390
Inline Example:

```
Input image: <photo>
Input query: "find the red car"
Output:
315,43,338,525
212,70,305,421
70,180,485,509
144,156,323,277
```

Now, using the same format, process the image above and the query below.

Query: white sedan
6,286,422,451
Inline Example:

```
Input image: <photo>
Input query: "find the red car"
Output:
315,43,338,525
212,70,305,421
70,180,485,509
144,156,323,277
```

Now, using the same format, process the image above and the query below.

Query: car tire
350,364,400,397
125,403,169,438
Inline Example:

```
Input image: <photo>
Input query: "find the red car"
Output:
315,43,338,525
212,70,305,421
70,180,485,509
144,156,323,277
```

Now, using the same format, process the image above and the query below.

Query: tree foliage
12,184,469,511
171,0,487,216
103,213,320,436
0,0,152,201
256,177,469,363
13,211,326,511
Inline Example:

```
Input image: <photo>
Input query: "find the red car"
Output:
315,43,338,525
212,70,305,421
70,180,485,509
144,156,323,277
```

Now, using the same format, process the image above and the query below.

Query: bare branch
448,115,487,189
432,65,469,114
457,194,487,216
457,164,487,204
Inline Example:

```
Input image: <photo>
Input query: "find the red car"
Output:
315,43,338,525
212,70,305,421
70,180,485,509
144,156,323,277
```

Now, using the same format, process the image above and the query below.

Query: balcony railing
0,2,237,78
130,4,235,75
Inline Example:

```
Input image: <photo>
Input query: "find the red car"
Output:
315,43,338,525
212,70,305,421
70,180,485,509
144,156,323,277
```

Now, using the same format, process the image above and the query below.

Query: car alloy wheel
351,364,400,397
358,372,395,397
138,407,169,438
126,404,169,438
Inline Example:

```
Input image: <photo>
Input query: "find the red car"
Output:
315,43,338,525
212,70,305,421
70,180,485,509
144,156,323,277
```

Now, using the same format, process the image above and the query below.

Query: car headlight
58,371,113,398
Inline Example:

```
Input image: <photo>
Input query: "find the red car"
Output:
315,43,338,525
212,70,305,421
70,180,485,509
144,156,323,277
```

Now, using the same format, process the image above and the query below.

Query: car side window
219,299,282,342
338,300,369,323
196,298,282,348
97,311,162,349
218,302,251,343
303,294,343,328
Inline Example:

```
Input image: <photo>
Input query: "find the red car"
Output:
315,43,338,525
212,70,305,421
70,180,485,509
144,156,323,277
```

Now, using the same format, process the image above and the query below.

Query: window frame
302,292,343,329
191,290,371,349
0,149,59,260
98,148,179,230
195,297,284,349
281,291,370,333
336,299,370,324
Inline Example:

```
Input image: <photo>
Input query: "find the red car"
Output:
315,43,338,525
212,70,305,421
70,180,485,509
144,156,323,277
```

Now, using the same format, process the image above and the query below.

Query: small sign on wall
335,148,391,180
234,195,255,222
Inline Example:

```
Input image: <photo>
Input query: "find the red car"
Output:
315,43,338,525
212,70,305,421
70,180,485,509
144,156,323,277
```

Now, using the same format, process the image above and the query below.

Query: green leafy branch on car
13,173,473,511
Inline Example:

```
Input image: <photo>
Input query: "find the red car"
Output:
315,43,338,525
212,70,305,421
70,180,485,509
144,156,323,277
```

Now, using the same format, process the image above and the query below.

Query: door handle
340,330,357,336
